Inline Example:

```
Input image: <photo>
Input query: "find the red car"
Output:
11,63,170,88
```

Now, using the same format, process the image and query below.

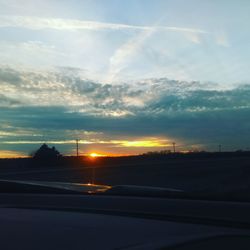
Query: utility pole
218,144,221,153
76,139,79,157
172,142,176,153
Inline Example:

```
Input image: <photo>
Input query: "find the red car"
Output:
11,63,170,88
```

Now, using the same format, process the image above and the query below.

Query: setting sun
89,153,106,158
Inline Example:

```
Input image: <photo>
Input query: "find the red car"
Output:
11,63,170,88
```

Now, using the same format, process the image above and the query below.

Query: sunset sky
1,0,250,157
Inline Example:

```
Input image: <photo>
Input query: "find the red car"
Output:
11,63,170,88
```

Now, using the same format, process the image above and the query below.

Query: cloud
1,66,250,154
0,66,249,114
0,41,67,68
1,103,250,154
2,15,232,84
0,66,147,113
0,15,208,34
2,138,170,148
0,67,22,84
0,94,22,106
184,32,202,44
106,28,156,82
216,32,230,47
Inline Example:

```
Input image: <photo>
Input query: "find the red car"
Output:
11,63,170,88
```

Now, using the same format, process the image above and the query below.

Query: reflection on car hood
0,179,111,194
0,179,184,196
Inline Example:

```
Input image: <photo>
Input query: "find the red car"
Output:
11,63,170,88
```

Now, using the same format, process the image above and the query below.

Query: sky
1,0,250,157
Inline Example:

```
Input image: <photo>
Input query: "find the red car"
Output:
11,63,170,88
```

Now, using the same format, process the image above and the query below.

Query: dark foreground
1,153,250,199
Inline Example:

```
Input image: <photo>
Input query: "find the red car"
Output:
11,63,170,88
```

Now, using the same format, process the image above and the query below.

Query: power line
172,142,176,153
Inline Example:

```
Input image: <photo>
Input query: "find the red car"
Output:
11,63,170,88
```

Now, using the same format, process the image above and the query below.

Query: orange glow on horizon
89,152,106,158
86,152,134,158
0,150,26,159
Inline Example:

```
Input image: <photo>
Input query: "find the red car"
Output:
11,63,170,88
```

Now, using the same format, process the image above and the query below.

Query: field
1,153,250,200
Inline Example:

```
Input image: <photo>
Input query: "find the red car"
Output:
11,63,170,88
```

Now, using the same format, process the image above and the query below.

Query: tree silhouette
33,144,61,160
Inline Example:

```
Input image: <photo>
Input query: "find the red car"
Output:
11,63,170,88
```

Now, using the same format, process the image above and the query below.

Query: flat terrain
1,154,250,195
